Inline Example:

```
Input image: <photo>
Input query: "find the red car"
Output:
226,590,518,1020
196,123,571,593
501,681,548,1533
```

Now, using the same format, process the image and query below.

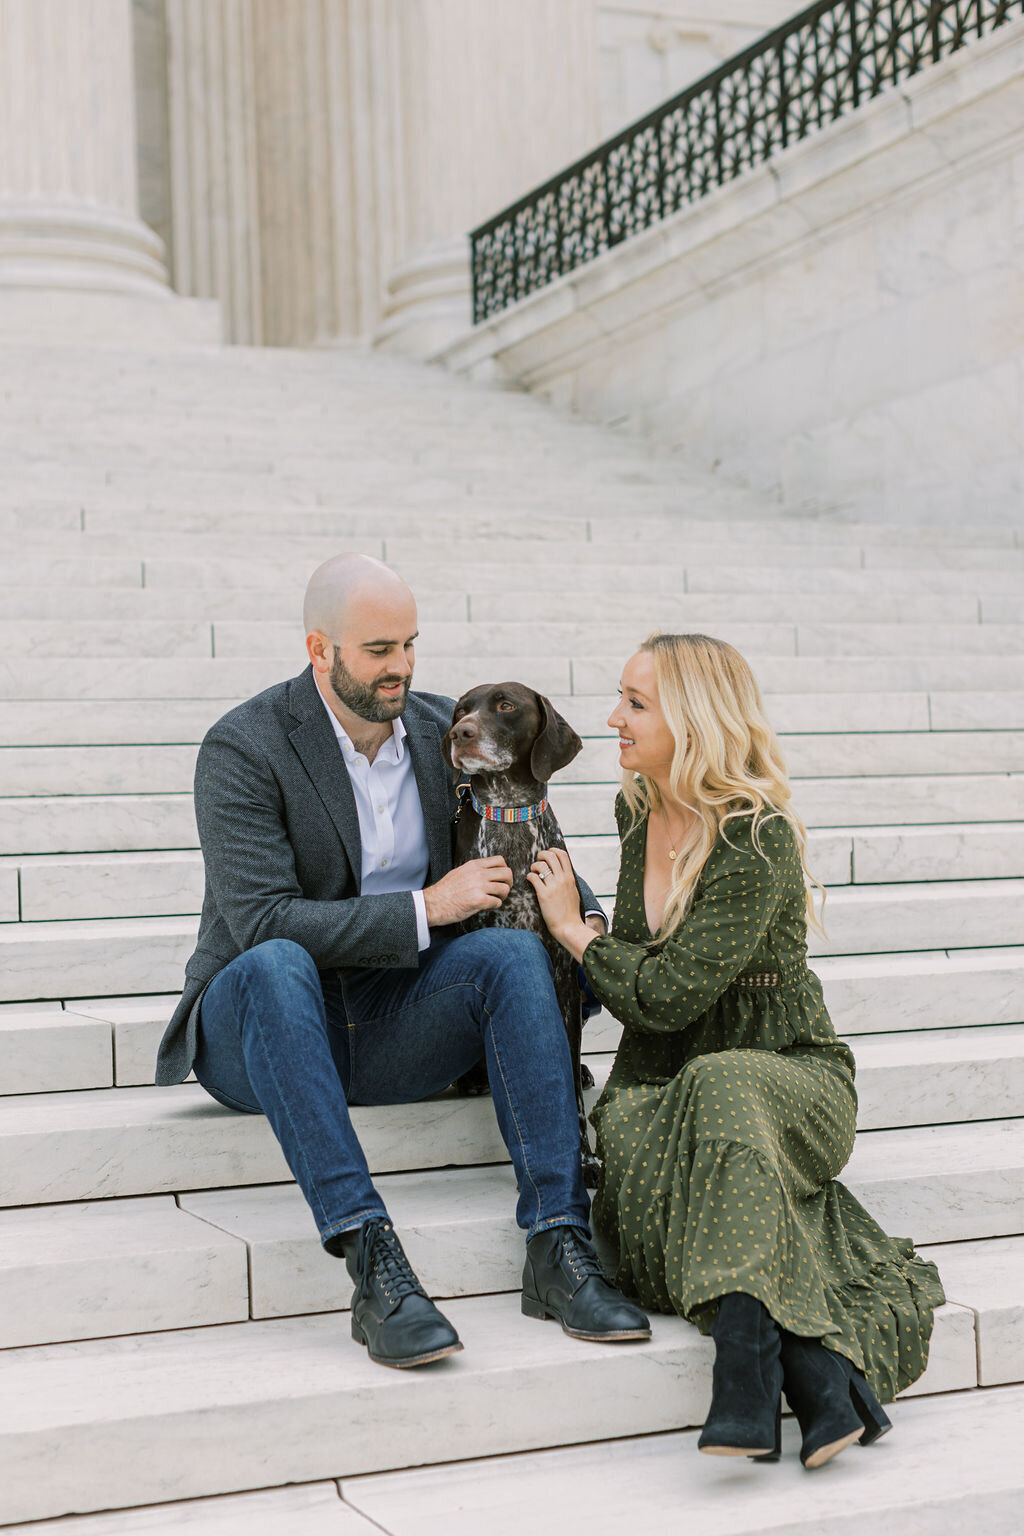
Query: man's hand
423,857,514,927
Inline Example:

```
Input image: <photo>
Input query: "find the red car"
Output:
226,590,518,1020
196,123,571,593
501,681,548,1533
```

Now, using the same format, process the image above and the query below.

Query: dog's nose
450,720,478,745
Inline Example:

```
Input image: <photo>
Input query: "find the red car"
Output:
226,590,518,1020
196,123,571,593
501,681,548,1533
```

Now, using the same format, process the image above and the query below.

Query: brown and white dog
443,681,600,1186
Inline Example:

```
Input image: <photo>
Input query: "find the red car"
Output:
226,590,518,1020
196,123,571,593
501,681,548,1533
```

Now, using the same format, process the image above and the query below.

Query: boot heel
521,1289,550,1321
350,1315,367,1346
749,1400,782,1463
846,1367,892,1445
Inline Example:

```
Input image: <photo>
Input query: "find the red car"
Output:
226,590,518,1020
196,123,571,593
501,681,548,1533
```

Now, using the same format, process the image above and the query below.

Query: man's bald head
304,553,419,728
303,553,413,641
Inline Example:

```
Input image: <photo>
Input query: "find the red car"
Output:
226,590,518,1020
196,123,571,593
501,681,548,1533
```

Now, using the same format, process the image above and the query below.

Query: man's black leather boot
521,1225,651,1341
337,1217,463,1369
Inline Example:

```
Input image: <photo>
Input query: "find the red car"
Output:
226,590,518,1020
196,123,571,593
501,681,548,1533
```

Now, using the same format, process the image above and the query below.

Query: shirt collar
315,678,407,763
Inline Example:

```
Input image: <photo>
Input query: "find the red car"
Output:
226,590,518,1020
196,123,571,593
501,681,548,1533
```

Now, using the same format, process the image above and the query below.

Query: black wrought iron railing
471,0,1023,323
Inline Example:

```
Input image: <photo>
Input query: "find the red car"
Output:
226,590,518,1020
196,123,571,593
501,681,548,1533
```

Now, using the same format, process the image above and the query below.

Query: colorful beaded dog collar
464,787,548,823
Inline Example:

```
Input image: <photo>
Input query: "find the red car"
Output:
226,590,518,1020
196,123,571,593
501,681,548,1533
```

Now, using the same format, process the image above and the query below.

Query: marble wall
440,20,1024,527
596,0,793,136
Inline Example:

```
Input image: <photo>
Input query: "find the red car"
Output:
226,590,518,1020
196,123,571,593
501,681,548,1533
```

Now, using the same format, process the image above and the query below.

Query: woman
528,632,944,1469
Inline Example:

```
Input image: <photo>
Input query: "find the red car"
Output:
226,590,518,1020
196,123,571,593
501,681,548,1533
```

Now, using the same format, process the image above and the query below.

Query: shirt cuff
583,908,607,931
412,889,431,951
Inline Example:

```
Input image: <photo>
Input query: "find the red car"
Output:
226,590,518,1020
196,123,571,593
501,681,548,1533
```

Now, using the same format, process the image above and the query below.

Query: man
156,553,650,1369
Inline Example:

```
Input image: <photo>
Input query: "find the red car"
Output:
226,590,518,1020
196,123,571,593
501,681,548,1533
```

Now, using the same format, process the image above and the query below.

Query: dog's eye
496,701,516,712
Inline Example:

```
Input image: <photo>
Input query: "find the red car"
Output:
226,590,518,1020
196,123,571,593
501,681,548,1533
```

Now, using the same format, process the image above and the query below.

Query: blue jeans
194,929,591,1247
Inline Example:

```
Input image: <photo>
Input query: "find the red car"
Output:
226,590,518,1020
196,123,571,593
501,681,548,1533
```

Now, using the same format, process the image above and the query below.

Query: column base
373,238,473,360
0,199,221,345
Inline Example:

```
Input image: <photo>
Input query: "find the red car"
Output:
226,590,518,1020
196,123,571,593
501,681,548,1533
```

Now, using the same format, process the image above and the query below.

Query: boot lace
358,1219,426,1306
561,1227,607,1286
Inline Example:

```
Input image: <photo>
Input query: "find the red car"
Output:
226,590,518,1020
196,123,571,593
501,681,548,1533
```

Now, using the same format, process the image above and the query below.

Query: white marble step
63,500,1024,548
0,1196,248,1348
571,822,1024,895
557,776,1024,836
808,879,1024,956
397,555,1024,594
121,552,1024,596
0,1001,115,1093
0,794,199,857
338,1383,1024,1536
470,588,1001,625
7,728,1024,799
1,1483,375,1536
7,1382,1024,1535
557,690,1023,734
4,689,1017,747
573,652,1024,695
206,618,1024,661
0,1295,974,1527
851,1024,1024,1127
8,821,1024,925
555,736,1024,787
0,914,198,1002
0,555,145,588
386,536,1024,572
5,653,1024,700
16,525,1022,576
0,582,1005,628
11,611,1024,664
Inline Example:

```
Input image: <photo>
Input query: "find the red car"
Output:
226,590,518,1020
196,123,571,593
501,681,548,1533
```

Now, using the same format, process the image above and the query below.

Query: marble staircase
0,341,1022,1531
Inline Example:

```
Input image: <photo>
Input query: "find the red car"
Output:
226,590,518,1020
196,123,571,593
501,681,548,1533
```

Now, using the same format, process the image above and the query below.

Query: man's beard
329,651,411,722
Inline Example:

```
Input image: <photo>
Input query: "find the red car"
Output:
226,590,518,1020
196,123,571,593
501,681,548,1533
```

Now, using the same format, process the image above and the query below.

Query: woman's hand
527,847,599,964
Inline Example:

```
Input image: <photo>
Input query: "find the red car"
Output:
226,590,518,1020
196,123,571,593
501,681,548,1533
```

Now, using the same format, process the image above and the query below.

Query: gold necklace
658,806,687,861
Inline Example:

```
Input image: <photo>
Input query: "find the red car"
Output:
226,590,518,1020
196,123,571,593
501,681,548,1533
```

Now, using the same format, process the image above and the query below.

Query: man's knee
459,926,553,984
230,938,320,999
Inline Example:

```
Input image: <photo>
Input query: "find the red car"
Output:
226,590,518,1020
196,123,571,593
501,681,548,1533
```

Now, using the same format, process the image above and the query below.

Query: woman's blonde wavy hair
620,632,825,940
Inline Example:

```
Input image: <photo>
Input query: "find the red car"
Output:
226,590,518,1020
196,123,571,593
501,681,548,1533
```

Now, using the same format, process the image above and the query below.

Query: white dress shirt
316,686,431,951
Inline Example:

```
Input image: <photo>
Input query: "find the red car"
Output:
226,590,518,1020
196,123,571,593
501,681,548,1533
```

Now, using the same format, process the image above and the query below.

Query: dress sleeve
582,817,785,1034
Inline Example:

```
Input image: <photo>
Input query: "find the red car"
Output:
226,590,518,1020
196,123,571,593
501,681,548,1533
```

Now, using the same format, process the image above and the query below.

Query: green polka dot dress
583,795,944,1403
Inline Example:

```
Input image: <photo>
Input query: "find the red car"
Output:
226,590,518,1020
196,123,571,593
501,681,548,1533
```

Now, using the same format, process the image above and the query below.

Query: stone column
0,0,214,340
374,0,600,357
164,0,390,347
164,0,263,343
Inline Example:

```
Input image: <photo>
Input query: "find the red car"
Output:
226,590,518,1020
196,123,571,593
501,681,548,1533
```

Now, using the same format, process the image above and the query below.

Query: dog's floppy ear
530,694,583,783
441,706,458,770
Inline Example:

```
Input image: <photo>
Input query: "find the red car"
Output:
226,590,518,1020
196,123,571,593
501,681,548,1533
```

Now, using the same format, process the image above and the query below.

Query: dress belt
730,960,804,991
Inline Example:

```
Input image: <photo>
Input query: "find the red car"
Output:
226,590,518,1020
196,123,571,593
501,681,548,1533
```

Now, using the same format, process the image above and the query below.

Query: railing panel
471,0,1024,322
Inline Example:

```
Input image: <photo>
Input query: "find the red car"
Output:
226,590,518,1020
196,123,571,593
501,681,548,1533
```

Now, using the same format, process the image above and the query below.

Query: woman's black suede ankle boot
698,1293,783,1458
779,1332,873,1468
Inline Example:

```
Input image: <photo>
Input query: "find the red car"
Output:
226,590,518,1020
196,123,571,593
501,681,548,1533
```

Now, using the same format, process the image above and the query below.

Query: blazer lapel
405,707,454,884
287,668,363,886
